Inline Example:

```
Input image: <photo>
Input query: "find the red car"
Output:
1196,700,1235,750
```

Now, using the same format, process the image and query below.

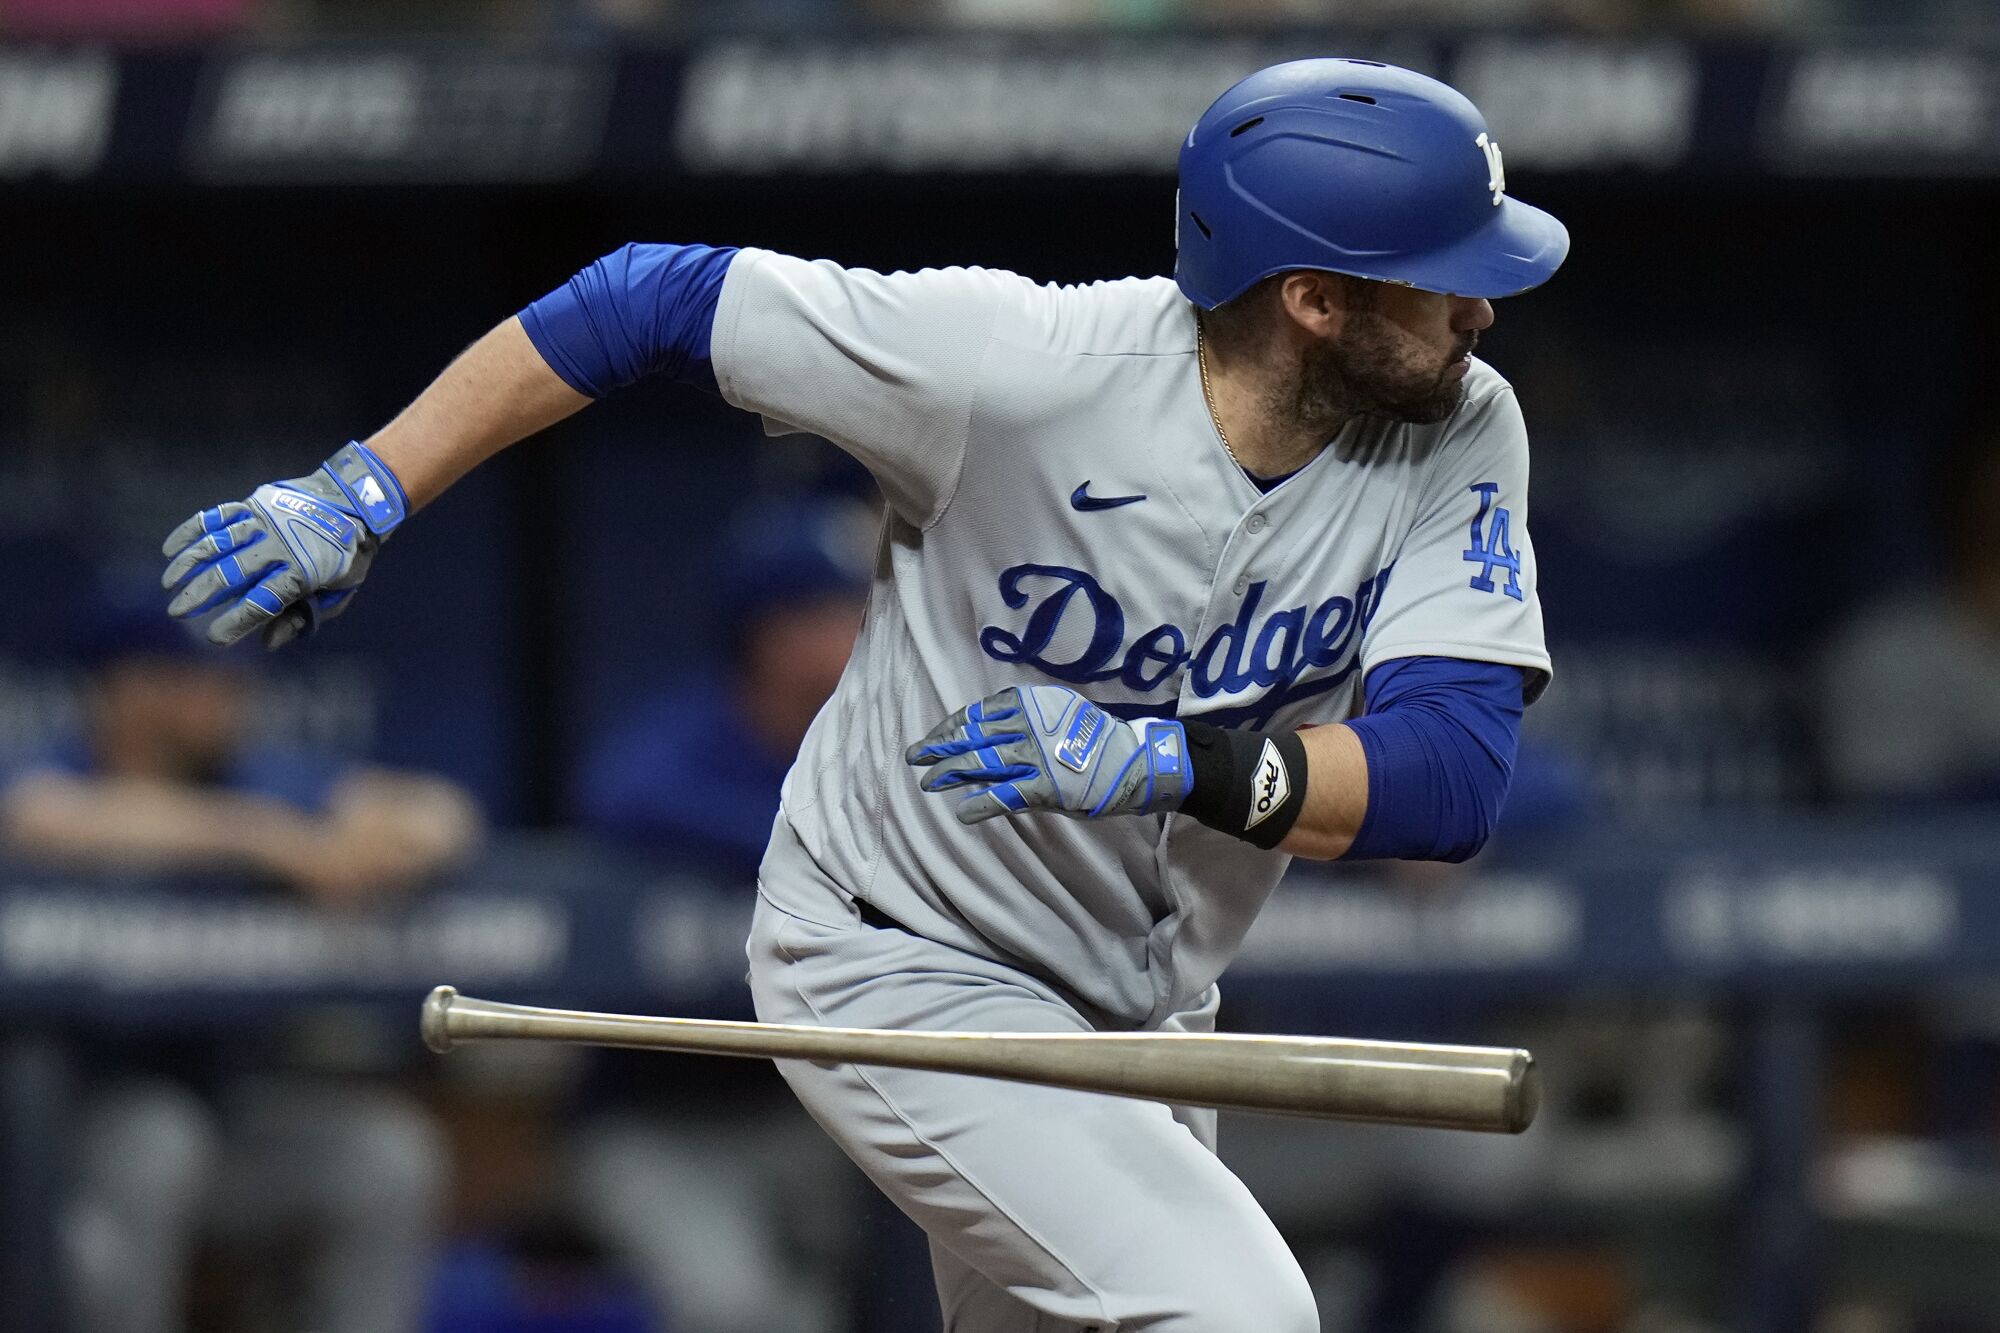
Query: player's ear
1276,271,1346,341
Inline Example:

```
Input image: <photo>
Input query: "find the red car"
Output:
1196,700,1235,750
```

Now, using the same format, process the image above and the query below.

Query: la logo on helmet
1475,132,1505,206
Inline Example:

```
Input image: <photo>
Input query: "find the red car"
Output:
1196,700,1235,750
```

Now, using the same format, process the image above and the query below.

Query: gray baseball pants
746,878,1317,1332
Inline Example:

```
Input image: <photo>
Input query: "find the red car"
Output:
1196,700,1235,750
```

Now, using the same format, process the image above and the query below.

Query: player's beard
1292,309,1473,431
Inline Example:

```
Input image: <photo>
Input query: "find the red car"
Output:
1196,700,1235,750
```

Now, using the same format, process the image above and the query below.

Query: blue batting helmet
1174,59,1569,309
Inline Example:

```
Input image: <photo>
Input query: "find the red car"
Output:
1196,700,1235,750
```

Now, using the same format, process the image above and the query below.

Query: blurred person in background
0,597,479,1333
569,494,873,1333
3,603,481,899
1814,424,2000,1238
578,494,875,872
1817,427,2000,805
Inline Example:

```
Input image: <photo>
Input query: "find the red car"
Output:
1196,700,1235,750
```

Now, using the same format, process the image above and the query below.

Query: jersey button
1233,576,1249,596
1246,513,1268,534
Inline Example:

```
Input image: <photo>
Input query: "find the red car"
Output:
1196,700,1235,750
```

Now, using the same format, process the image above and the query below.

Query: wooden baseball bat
422,986,1538,1134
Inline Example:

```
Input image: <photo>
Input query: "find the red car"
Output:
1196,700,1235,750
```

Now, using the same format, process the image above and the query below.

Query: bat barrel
422,987,1539,1134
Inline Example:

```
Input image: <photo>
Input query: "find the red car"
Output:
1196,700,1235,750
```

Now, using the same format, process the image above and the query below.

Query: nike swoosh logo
1070,482,1147,512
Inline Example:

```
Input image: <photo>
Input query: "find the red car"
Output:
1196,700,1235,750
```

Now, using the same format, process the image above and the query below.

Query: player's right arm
364,316,591,510
157,323,586,650
164,243,1008,648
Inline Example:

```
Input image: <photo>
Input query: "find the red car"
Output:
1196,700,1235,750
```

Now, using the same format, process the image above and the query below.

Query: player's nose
1452,296,1495,333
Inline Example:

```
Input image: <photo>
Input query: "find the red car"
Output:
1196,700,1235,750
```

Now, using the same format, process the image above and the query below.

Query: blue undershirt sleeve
1340,656,1526,863
517,242,740,397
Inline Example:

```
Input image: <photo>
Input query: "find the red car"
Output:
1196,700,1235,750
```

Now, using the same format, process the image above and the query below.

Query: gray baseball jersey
712,250,1549,1028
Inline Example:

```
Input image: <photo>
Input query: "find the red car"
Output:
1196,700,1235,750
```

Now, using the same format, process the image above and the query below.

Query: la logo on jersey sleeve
1461,482,1522,602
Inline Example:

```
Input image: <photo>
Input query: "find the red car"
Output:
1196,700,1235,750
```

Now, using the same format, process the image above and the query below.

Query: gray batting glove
161,441,407,649
906,685,1191,825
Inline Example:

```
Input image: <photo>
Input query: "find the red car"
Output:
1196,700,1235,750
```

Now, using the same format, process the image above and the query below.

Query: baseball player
163,60,1566,1332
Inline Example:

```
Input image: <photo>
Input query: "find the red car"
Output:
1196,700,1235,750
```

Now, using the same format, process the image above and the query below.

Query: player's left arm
1280,378,1546,860
905,655,1522,862
1232,655,1527,861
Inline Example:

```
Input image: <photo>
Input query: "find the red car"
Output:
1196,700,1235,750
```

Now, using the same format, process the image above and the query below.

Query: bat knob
1503,1051,1541,1133
422,985,459,1054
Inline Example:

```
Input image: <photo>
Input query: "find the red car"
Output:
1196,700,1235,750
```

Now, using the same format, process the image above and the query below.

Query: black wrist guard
1178,722,1309,850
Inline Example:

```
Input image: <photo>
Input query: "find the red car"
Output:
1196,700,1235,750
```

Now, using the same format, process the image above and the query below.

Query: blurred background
5,1,2000,1331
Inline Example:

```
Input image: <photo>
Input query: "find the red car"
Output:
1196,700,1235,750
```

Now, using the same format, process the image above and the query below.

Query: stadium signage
0,50,115,179
2,37,1999,184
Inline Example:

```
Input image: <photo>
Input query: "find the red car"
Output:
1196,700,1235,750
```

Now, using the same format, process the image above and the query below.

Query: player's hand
161,441,407,649
906,685,1190,825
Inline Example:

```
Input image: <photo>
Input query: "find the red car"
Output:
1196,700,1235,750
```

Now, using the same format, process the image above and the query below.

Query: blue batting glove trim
910,686,1187,823
1089,746,1146,818
242,582,287,616
321,440,408,537
174,552,281,618
266,489,355,546
519,242,740,398
1343,657,1525,864
1143,720,1188,788
911,734,1027,764
967,698,1020,726
1024,689,1065,732
923,758,1035,792
352,441,408,509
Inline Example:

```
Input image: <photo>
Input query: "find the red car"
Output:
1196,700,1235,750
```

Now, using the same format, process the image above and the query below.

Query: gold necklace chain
1195,321,1245,471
